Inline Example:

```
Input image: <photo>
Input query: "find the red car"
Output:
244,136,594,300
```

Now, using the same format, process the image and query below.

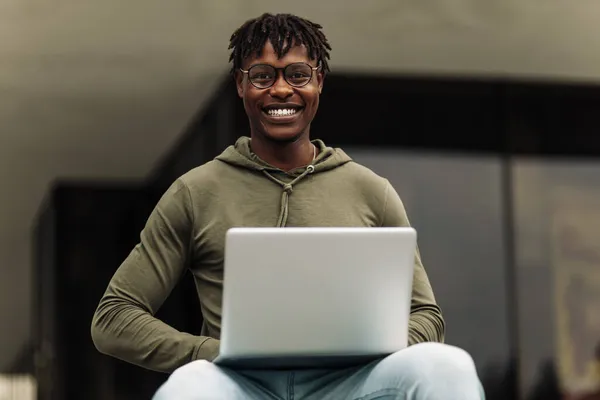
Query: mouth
261,104,304,122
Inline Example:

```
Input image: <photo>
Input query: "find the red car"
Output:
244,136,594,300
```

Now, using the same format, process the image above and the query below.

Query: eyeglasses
240,62,320,89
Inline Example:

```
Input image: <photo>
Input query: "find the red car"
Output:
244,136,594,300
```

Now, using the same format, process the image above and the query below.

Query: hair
228,13,332,75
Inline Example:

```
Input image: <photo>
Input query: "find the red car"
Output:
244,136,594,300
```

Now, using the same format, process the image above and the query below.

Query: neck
250,134,315,171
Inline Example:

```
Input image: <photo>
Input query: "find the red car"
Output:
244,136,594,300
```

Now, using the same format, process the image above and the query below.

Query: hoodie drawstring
262,165,315,227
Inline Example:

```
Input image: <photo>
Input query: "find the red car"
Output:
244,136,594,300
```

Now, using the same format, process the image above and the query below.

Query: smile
261,105,304,121
266,108,298,117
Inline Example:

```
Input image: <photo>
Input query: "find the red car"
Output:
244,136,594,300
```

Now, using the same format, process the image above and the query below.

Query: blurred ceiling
2,0,600,370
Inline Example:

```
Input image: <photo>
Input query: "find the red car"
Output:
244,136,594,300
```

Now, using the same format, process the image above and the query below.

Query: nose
269,74,293,100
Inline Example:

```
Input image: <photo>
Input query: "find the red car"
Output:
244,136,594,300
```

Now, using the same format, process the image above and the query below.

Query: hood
215,136,353,227
215,136,352,175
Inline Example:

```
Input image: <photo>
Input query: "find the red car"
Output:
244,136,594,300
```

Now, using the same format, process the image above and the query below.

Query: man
91,13,485,399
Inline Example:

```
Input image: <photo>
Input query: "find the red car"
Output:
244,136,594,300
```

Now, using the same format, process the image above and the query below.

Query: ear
316,70,325,94
235,70,245,98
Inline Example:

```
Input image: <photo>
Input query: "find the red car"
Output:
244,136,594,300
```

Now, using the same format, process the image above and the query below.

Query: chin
262,127,306,143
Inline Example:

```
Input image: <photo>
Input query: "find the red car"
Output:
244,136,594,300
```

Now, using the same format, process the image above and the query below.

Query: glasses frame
239,62,321,89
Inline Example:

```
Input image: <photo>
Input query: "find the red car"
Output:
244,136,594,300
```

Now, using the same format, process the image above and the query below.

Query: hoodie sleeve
91,178,219,373
380,180,446,344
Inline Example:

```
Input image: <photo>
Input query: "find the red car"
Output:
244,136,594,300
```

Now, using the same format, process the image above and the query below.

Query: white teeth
267,108,297,117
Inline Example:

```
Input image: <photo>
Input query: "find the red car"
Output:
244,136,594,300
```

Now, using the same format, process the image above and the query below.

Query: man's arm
380,180,446,344
91,178,219,373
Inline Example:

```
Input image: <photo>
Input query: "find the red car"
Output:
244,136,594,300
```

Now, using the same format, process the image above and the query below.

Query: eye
253,73,274,80
290,72,309,78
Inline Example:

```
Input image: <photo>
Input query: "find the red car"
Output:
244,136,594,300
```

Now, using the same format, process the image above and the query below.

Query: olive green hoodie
91,136,445,373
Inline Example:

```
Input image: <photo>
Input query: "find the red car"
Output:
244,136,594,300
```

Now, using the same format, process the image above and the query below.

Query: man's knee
368,343,483,398
404,342,475,373
391,342,478,380
153,360,229,400
170,360,216,379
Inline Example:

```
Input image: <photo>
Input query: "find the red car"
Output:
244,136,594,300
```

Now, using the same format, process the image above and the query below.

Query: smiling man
91,13,485,400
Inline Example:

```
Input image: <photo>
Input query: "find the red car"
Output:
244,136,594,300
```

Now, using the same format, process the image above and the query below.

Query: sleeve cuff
193,337,220,362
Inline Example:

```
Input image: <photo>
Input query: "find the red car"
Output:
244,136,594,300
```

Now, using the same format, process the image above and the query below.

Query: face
236,40,324,143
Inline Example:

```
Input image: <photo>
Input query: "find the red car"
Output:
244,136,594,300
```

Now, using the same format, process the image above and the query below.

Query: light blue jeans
153,343,485,399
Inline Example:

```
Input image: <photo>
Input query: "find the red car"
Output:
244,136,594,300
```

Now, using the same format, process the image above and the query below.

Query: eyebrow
242,61,319,70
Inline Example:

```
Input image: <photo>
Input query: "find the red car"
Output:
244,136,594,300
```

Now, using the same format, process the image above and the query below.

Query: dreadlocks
228,13,331,75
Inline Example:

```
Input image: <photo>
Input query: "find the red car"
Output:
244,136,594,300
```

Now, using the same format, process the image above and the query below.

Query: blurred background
2,1,600,399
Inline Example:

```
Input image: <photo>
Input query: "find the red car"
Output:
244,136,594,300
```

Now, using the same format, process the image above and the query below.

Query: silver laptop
214,227,416,369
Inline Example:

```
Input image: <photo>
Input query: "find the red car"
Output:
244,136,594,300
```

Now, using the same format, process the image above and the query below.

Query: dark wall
33,183,208,400
149,78,239,192
505,83,600,155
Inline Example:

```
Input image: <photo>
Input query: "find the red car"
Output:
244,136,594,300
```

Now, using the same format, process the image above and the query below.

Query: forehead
243,40,314,68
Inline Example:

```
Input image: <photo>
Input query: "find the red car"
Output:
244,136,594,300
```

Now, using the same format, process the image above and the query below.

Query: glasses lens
248,65,276,88
285,63,313,87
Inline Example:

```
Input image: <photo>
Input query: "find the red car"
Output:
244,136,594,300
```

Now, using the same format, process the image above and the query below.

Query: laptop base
213,353,390,370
